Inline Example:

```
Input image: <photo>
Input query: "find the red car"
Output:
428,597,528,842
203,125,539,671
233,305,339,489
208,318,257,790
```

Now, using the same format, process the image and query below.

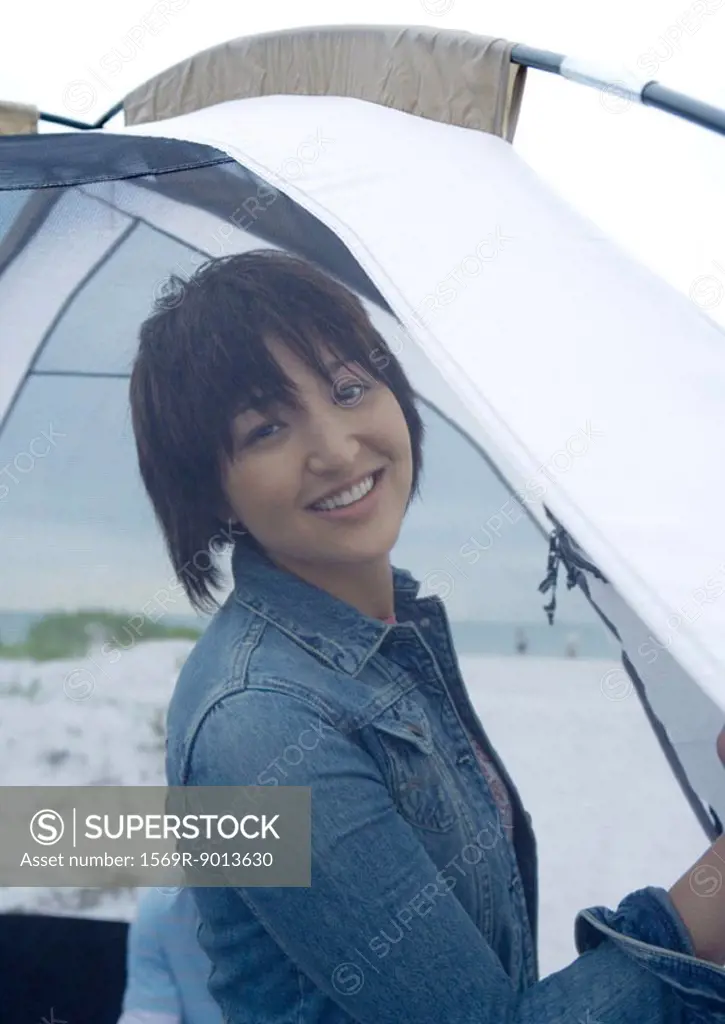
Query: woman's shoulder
166,604,355,784
175,598,343,713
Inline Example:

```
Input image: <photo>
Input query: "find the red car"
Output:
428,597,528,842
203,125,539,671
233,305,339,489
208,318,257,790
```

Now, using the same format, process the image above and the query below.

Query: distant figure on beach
514,627,528,655
565,631,579,658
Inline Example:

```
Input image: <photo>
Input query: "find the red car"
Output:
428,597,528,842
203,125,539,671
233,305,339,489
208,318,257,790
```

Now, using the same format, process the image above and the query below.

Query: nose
304,402,362,475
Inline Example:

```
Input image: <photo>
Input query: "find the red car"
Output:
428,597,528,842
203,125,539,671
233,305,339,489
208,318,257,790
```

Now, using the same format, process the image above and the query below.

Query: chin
328,522,403,564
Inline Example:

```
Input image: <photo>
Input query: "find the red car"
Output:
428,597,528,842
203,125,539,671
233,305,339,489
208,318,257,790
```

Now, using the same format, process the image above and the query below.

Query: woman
130,249,725,1023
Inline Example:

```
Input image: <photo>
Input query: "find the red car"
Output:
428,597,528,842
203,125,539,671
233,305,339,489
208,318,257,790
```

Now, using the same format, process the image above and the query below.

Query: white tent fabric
120,93,725,824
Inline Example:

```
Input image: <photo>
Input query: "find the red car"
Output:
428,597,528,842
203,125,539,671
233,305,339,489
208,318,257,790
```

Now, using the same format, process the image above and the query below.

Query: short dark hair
130,249,425,613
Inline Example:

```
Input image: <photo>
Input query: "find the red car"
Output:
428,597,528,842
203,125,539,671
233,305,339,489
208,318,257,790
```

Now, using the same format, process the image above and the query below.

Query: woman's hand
717,726,725,767
668,839,725,964
666,726,725,964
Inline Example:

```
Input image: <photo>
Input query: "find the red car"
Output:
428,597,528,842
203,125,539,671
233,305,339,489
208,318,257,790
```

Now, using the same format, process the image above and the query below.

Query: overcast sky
1,0,724,623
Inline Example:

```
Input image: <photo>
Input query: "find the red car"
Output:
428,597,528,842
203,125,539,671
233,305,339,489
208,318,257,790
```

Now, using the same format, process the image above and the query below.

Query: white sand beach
0,643,709,976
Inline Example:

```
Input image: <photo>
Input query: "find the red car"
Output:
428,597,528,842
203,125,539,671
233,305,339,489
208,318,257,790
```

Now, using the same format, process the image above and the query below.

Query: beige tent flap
123,25,527,141
0,101,38,135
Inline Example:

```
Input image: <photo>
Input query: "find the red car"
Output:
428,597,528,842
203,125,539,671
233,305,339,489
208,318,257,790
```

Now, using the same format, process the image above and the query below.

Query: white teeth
312,474,376,511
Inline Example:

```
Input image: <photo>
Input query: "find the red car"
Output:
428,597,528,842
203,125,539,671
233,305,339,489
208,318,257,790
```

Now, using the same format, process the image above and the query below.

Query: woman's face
219,337,414,576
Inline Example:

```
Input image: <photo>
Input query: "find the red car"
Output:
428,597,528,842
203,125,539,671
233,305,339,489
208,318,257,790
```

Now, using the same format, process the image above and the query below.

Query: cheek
222,456,295,525
376,392,412,450
390,406,414,474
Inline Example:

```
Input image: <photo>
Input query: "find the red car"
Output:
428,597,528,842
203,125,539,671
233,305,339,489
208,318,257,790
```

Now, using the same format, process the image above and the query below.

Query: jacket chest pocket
370,695,457,834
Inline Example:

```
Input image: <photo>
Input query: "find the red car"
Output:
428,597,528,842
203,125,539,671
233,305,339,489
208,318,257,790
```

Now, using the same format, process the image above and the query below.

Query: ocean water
0,610,618,660
450,621,618,659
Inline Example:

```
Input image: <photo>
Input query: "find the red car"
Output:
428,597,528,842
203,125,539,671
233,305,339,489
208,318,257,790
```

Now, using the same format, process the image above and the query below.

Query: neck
272,553,395,620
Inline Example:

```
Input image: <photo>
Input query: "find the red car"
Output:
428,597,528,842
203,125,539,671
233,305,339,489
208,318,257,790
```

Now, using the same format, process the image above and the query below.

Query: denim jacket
165,540,725,1023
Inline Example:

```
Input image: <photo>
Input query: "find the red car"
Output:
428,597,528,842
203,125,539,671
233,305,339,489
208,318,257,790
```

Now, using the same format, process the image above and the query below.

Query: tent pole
37,101,122,132
640,81,725,135
36,110,97,131
510,43,725,136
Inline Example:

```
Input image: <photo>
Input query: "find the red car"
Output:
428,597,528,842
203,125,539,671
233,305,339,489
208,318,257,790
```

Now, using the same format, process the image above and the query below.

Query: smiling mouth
308,469,384,511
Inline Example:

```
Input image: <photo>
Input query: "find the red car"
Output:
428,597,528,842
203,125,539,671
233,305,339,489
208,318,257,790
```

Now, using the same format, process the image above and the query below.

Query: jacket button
419,617,431,627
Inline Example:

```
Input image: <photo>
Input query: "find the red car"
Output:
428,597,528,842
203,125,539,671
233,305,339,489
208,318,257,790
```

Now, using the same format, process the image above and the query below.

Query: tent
2,23,725,1020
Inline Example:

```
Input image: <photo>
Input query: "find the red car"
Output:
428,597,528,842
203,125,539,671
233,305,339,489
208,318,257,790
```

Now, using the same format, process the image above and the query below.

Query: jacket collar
231,538,422,676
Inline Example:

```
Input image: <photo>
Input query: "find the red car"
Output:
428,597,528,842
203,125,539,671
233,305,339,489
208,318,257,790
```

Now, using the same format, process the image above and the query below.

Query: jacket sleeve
187,686,725,1024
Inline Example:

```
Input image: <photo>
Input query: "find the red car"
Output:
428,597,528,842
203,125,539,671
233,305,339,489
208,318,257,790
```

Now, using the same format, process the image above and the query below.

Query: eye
333,376,371,407
246,421,283,444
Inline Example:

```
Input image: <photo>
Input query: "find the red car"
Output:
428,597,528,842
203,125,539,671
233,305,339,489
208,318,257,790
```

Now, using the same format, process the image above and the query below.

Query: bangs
193,293,392,462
